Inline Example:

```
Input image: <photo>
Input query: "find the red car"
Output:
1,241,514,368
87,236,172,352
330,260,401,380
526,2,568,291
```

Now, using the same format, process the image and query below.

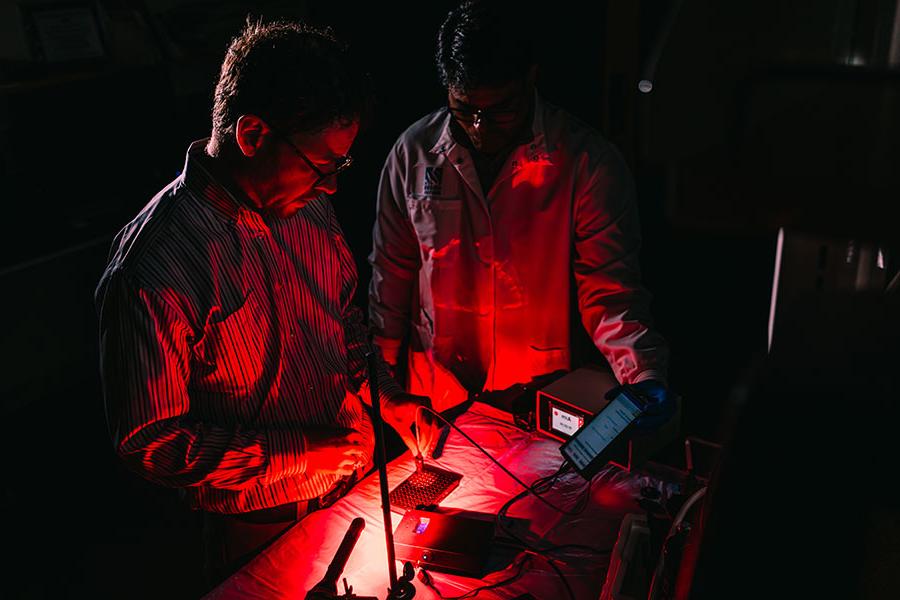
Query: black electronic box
393,510,494,578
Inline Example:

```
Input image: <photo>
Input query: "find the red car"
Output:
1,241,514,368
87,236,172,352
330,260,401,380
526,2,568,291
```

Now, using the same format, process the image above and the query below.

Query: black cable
415,406,591,516
540,541,615,556
496,462,610,554
542,553,576,600
496,488,611,557
492,463,612,600
415,406,612,598
418,553,533,600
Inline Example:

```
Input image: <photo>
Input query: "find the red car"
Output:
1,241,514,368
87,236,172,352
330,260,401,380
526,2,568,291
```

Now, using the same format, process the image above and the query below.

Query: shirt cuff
359,374,405,409
264,427,307,485
629,369,667,385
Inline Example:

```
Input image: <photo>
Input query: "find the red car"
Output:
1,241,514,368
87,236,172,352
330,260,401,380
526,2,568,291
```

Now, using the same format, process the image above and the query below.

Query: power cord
414,406,614,600
495,462,608,553
414,405,596,516
495,462,618,600
417,552,533,599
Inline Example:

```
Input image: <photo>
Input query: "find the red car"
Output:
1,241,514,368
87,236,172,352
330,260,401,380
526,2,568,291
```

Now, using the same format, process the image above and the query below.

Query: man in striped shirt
96,21,437,586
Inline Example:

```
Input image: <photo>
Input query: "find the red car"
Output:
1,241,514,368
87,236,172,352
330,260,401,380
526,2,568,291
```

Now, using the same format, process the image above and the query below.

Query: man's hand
631,380,677,432
305,426,368,477
383,393,442,458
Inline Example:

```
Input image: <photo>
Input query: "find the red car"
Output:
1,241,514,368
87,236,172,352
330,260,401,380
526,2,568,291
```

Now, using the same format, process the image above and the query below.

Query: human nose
472,109,483,129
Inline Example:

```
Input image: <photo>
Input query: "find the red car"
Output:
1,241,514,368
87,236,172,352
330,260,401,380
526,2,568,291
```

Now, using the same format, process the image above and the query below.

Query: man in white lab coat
369,0,674,428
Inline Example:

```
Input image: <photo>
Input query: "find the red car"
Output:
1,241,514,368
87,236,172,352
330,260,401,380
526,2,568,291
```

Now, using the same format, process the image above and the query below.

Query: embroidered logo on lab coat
409,164,459,200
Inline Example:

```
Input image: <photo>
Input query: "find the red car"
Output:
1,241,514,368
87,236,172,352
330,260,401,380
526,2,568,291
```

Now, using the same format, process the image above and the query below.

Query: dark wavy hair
435,0,535,92
208,19,372,155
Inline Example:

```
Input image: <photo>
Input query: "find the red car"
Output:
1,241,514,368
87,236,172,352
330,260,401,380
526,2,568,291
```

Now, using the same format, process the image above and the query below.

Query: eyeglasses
274,130,353,187
449,105,521,127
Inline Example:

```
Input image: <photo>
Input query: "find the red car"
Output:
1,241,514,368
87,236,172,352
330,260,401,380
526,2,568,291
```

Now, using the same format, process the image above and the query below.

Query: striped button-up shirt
96,140,401,514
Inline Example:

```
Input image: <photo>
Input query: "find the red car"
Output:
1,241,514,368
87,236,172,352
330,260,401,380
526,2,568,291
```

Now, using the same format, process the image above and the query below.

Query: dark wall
1,1,897,597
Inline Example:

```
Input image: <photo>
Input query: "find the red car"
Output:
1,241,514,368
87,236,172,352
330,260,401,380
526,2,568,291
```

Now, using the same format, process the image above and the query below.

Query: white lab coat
370,94,668,412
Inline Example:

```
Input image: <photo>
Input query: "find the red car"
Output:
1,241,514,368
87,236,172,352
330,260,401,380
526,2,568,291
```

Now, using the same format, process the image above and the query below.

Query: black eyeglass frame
447,81,531,128
448,104,522,127
272,129,354,187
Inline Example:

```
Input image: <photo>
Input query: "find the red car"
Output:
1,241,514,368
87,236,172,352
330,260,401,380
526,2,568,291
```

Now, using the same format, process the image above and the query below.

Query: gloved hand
629,380,677,432
383,393,441,459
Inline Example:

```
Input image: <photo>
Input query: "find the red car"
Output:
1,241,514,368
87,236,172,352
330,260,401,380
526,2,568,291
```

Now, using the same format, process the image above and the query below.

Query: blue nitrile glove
630,380,677,432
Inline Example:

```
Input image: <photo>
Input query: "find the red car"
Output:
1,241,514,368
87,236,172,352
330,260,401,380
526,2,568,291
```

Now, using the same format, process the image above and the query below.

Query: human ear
234,115,269,157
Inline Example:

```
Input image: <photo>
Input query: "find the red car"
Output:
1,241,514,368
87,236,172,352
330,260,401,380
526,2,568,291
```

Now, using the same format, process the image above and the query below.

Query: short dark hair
209,19,371,154
435,0,535,92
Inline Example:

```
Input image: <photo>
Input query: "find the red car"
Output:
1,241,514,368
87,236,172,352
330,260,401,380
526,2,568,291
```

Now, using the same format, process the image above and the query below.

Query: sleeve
368,143,421,366
96,271,307,491
327,206,405,407
573,145,669,385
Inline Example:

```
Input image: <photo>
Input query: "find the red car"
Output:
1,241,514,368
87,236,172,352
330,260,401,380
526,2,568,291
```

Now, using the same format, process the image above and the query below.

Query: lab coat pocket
406,197,463,259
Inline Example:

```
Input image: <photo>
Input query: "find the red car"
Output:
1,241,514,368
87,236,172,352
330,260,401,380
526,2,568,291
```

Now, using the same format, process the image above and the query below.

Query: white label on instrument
551,406,584,437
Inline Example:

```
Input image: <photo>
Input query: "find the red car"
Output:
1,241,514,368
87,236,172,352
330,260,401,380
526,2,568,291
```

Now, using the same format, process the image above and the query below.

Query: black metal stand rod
366,351,399,592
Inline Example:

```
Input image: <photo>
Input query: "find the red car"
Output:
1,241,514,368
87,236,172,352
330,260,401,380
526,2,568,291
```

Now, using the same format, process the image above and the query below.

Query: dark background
1,1,898,597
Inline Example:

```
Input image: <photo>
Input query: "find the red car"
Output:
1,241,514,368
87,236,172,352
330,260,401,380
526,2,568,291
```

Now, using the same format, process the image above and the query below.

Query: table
204,402,666,600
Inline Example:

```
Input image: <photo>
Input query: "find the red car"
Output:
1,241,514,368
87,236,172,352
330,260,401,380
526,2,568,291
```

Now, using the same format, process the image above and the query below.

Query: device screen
550,405,585,437
563,390,644,471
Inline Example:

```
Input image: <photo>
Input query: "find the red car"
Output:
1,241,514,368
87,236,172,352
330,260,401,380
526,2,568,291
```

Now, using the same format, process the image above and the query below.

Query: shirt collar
428,90,552,161
181,139,268,232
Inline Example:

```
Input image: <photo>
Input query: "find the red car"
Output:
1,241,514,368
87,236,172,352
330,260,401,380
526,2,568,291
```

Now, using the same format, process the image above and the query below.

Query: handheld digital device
560,386,649,479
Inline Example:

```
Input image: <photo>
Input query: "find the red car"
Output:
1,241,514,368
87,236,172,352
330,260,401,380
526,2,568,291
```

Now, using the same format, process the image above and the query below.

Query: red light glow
511,158,553,189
